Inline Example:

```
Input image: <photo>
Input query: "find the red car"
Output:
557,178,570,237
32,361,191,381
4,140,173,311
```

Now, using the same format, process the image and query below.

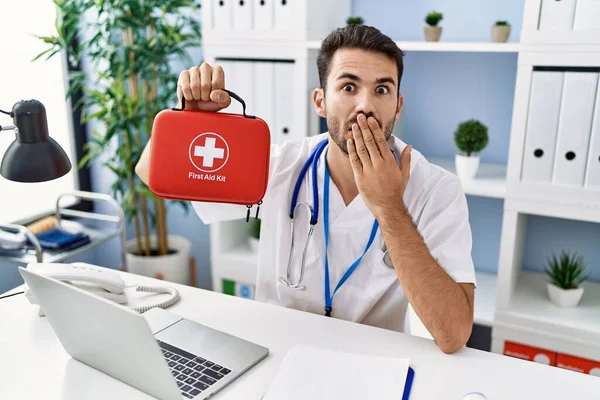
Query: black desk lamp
0,99,72,182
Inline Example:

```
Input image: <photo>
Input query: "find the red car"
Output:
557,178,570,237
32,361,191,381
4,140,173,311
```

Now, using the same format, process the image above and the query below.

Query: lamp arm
0,108,12,116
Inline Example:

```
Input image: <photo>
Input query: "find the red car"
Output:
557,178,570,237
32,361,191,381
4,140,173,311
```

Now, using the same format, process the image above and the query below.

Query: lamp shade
0,99,72,182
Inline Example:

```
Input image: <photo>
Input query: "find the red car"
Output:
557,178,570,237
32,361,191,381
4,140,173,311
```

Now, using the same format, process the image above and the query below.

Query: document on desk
262,344,411,400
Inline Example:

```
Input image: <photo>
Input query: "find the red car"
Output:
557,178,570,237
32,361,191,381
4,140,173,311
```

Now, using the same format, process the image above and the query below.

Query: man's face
314,48,404,155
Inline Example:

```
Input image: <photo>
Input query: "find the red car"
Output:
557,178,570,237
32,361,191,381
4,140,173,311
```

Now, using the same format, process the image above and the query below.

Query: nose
353,90,377,121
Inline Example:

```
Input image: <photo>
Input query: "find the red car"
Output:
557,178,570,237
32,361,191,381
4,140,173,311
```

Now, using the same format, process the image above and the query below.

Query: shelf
474,271,497,327
0,225,122,265
498,271,600,347
213,241,259,285
305,40,520,53
428,158,507,199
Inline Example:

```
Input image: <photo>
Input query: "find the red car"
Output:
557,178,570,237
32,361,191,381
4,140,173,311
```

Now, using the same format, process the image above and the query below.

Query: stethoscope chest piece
383,249,394,269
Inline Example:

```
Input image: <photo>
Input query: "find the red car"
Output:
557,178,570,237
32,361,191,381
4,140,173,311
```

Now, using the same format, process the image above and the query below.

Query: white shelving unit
202,0,600,371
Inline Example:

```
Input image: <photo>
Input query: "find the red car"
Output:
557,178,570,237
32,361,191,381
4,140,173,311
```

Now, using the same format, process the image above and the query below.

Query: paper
262,344,410,400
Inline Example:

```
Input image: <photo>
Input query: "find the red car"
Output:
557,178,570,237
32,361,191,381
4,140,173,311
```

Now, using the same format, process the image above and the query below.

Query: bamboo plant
35,0,202,256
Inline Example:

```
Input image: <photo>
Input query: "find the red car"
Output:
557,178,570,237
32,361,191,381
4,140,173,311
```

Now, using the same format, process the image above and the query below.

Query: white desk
1,272,599,399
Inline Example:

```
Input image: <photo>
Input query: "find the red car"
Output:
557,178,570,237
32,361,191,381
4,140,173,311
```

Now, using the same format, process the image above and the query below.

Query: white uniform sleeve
416,174,477,287
191,142,288,225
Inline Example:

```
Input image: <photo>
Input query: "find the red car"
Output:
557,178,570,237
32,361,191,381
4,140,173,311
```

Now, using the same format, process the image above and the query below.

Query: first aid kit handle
174,89,255,120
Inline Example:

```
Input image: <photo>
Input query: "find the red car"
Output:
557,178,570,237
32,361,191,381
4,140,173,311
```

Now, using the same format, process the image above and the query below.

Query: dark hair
317,25,405,93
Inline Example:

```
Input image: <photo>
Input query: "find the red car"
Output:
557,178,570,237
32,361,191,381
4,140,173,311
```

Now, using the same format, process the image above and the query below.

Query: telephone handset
24,262,180,315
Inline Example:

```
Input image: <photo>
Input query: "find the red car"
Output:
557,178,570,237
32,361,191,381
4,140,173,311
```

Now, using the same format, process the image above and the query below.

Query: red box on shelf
503,341,557,366
556,354,600,376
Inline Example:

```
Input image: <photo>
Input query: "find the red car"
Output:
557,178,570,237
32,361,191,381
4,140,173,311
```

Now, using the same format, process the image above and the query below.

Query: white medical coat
192,132,476,332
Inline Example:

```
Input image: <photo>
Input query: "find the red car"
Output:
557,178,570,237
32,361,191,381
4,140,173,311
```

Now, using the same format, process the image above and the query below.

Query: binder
232,0,253,31
521,71,564,184
273,62,295,143
231,60,256,116
552,72,598,187
253,62,276,143
213,0,232,31
584,79,600,189
538,0,576,31
218,60,242,115
253,0,273,31
573,0,600,31
273,0,294,32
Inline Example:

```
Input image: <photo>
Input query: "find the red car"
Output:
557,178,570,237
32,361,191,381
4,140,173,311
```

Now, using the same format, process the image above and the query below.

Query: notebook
262,344,414,400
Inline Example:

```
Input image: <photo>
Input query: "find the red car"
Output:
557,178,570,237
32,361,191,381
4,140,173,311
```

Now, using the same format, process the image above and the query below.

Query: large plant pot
126,234,191,285
547,283,584,308
491,25,511,43
455,154,480,181
424,26,442,42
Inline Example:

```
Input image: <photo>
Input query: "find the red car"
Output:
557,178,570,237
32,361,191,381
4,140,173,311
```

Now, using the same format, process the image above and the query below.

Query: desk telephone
24,262,180,315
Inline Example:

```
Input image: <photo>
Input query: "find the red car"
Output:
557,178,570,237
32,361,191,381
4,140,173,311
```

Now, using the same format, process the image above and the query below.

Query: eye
342,83,355,92
376,86,390,95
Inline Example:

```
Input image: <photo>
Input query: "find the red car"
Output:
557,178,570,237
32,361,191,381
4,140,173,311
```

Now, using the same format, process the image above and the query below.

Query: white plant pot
491,25,511,43
248,237,260,254
126,234,191,285
546,283,584,308
455,154,480,181
424,26,442,42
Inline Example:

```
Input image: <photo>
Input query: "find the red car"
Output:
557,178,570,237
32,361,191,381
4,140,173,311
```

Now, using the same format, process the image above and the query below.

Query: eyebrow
336,73,396,87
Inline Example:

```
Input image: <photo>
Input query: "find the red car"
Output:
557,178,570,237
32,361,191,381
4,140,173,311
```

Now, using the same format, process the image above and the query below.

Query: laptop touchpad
155,319,234,360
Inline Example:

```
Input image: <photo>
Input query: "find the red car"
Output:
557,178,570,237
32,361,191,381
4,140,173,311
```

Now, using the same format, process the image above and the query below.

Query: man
136,25,476,353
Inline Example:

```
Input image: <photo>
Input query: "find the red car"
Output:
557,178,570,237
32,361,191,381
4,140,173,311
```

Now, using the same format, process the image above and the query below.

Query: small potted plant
346,16,364,25
248,218,261,253
492,20,511,43
545,251,589,308
453,119,489,181
424,11,443,42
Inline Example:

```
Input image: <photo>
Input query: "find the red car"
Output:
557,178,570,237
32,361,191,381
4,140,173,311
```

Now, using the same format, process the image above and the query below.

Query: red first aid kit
148,90,270,219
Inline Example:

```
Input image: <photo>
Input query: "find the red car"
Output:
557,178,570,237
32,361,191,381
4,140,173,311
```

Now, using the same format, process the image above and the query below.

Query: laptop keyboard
157,340,232,399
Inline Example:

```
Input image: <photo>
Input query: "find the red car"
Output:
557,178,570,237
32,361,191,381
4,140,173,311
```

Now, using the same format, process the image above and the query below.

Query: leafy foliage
453,119,489,156
346,16,364,25
248,218,261,239
425,11,443,27
36,0,201,255
495,20,510,26
545,251,589,290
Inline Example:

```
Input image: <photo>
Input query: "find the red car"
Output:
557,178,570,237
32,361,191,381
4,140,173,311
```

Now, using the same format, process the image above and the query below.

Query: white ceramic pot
546,283,584,308
455,154,480,181
248,237,260,254
126,234,191,285
424,26,442,42
491,25,511,43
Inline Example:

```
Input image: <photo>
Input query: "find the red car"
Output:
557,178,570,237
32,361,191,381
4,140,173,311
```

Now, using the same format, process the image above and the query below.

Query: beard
326,112,396,155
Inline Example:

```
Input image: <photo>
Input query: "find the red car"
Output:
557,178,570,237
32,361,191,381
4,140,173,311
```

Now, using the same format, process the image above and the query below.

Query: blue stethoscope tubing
278,139,329,290
279,138,381,317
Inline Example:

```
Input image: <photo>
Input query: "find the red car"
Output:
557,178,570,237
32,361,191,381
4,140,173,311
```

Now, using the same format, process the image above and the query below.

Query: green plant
425,11,443,27
346,16,364,25
248,218,261,239
495,20,510,26
545,251,589,290
35,0,202,257
453,119,489,156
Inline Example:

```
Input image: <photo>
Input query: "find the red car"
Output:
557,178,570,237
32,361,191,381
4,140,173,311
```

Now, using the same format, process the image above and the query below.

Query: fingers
367,116,392,160
199,63,212,101
178,70,193,101
209,66,232,108
189,66,201,100
352,121,371,167
357,114,380,163
347,138,362,173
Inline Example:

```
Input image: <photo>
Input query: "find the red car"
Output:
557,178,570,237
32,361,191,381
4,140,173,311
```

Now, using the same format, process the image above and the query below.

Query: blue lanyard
323,151,379,317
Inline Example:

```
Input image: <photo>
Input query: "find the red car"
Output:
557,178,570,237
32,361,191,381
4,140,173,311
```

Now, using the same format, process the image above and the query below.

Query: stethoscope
278,139,396,293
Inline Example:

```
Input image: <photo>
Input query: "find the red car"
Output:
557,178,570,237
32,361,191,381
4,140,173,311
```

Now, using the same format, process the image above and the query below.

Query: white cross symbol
194,137,225,168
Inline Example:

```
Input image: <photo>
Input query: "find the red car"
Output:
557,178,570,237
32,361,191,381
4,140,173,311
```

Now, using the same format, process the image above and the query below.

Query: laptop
18,267,269,400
